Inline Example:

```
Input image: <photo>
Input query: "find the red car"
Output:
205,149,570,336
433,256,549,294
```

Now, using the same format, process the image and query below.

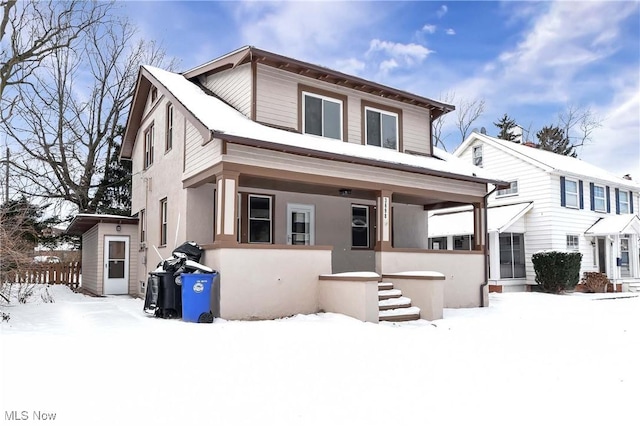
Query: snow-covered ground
1,285,639,427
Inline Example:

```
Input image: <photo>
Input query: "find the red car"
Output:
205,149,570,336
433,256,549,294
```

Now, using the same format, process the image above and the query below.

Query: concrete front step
378,282,394,291
379,306,421,322
378,289,402,300
378,296,412,311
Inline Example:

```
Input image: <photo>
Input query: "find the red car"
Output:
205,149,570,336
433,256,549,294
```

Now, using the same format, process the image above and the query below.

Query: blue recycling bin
181,273,218,323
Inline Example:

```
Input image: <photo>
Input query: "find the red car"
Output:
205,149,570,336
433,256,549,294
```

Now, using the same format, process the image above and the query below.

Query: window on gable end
472,145,483,167
166,103,173,152
144,123,154,169
151,87,157,103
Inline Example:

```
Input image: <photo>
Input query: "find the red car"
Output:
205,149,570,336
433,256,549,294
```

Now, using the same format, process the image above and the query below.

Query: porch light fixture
339,188,352,197
116,225,122,232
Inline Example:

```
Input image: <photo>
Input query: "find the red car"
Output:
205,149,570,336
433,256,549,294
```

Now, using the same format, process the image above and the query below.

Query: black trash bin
144,271,182,319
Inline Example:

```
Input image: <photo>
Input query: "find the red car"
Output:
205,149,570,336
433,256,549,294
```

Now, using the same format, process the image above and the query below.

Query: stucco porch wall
382,272,445,320
202,245,332,320
318,273,380,323
375,250,485,308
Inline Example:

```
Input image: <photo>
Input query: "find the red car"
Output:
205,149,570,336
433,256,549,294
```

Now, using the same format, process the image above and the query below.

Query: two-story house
120,46,507,320
429,131,640,293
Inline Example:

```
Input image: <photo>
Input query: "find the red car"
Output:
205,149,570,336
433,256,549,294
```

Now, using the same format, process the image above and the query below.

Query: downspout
481,186,499,307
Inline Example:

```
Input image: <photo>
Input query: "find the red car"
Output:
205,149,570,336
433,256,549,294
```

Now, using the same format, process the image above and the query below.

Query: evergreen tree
494,114,518,141
96,126,132,216
536,125,577,157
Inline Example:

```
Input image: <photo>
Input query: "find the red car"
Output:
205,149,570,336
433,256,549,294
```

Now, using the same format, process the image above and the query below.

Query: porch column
472,201,486,251
215,171,239,243
376,190,393,251
488,232,500,280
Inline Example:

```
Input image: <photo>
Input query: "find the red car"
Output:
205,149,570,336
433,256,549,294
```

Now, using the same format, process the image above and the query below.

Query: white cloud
335,58,366,76
423,24,437,34
367,39,434,65
380,59,399,74
437,5,448,18
445,28,456,36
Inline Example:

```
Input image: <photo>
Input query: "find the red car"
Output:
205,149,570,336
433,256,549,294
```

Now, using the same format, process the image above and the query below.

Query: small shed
66,214,140,296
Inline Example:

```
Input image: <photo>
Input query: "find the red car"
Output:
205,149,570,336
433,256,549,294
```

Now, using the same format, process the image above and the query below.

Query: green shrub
532,251,582,293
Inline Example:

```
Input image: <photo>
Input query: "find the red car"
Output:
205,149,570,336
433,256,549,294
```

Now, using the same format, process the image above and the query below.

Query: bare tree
0,0,111,110
2,18,176,213
455,97,485,141
558,105,602,149
433,92,486,151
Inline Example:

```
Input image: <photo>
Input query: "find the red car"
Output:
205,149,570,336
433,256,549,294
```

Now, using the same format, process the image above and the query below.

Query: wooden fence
8,262,82,288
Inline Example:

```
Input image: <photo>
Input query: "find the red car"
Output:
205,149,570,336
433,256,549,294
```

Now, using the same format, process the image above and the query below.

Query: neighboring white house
119,47,507,321
428,131,640,292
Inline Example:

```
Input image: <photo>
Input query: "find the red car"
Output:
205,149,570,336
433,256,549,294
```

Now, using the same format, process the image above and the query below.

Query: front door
286,204,315,245
103,236,129,294
597,237,606,274
620,237,630,278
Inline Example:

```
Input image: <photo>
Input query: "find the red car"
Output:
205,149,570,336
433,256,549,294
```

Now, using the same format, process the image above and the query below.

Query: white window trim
364,106,399,151
619,191,630,214
351,204,370,248
248,194,273,244
496,180,518,198
166,104,173,152
566,234,579,252
144,123,154,169
593,184,606,212
302,91,343,140
564,178,579,209
160,199,168,246
472,145,483,167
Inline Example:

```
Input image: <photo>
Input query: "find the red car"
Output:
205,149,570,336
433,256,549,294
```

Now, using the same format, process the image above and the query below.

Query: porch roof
125,65,506,187
428,202,533,237
584,214,640,236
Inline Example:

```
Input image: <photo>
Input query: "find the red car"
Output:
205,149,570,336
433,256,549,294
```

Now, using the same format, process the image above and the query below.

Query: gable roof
428,202,533,237
455,132,640,190
122,65,507,186
182,46,454,118
584,214,640,235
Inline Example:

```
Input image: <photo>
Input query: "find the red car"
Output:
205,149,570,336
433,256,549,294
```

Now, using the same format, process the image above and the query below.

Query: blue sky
119,1,640,179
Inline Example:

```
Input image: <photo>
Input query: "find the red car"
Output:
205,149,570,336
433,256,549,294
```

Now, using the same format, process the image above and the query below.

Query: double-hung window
619,191,630,214
302,91,342,140
365,106,398,150
160,198,168,246
564,179,578,208
144,124,154,169
593,185,606,212
166,104,173,152
351,205,369,248
472,145,483,167
249,195,272,243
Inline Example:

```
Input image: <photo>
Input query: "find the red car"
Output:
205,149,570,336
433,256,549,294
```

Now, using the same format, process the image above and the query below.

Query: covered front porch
183,146,493,320
585,214,640,291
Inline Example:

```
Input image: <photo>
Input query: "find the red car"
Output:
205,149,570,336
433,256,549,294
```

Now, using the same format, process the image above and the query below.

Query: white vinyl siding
199,63,252,117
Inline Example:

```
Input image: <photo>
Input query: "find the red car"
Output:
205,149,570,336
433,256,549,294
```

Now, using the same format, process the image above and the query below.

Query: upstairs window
166,103,173,152
151,87,157,103
144,123,154,169
618,190,630,214
365,107,398,150
472,145,483,167
592,184,606,212
140,209,146,243
302,91,343,140
497,181,518,197
564,178,578,208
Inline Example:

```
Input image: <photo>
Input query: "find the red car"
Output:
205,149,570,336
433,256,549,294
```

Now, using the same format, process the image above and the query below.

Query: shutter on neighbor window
560,176,566,207
589,183,595,211
579,180,584,209
615,188,620,214
630,192,634,214
606,186,611,213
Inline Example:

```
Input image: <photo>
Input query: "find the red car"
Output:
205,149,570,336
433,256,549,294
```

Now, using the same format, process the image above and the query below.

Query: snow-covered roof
584,214,640,235
66,214,138,235
457,132,640,190
428,202,533,237
136,65,505,185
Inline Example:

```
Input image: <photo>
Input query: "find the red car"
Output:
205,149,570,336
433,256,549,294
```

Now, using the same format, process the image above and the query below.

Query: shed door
103,236,129,295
